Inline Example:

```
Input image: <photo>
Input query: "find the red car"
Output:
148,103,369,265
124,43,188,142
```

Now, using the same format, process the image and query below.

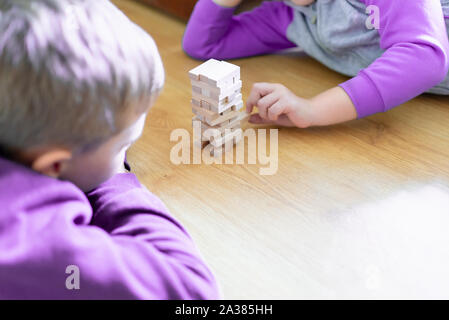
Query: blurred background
135,0,263,20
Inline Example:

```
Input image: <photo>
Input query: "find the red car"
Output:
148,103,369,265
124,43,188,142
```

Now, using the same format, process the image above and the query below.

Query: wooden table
113,0,449,299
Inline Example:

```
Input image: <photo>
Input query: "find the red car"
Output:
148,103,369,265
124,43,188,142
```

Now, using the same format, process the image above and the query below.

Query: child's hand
246,83,358,128
246,83,316,128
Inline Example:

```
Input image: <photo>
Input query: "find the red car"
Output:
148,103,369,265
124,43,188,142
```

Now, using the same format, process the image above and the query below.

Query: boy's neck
0,145,21,164
0,145,10,159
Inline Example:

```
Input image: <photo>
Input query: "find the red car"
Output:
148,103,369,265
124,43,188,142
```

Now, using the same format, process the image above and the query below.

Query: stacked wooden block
189,59,246,156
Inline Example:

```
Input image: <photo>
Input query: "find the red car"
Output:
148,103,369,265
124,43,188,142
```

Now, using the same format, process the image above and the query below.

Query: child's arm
340,0,449,118
182,0,296,60
3,172,219,299
248,0,449,127
246,83,357,127
84,173,220,299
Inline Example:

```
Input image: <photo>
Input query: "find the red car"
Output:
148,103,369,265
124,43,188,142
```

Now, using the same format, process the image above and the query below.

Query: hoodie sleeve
0,171,219,300
85,173,220,300
339,0,449,118
182,0,296,60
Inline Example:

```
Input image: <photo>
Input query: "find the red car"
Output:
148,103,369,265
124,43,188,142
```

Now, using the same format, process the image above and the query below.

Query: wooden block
192,100,243,126
206,107,241,126
210,141,234,158
190,79,242,100
202,127,222,144
210,128,242,148
192,91,243,113
201,112,247,132
203,112,247,139
225,90,239,104
194,139,209,149
235,111,250,123
188,59,240,88
205,137,236,158
192,97,214,110
227,111,249,124
233,133,242,145
191,98,200,107
209,130,233,148
218,119,230,128
191,101,216,118
226,114,240,124
192,103,227,126
221,108,232,116
217,94,243,113
192,115,204,130
192,85,202,95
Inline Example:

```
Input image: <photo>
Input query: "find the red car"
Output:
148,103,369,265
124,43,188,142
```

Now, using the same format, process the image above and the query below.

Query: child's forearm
84,173,220,299
309,86,357,126
183,0,295,60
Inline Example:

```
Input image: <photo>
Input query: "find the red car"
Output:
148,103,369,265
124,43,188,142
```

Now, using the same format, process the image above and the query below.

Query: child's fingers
257,93,279,120
248,113,295,127
267,101,285,121
246,82,275,113
273,114,295,127
248,114,274,124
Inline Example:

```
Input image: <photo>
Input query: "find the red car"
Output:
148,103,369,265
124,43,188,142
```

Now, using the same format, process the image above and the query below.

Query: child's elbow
434,55,449,85
428,43,449,86
182,36,210,61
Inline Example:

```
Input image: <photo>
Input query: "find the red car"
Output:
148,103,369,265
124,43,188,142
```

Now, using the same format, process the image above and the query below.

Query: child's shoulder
0,156,89,218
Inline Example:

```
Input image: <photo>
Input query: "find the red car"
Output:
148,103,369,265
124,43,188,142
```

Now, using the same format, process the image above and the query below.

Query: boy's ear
31,149,73,178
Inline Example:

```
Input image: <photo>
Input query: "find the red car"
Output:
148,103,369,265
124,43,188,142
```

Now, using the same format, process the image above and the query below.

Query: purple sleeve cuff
339,72,386,118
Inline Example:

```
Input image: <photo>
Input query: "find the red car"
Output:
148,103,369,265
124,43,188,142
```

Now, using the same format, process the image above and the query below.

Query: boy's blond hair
0,0,164,153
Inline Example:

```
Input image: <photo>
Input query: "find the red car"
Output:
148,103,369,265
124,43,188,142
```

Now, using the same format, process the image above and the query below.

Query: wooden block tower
188,59,246,156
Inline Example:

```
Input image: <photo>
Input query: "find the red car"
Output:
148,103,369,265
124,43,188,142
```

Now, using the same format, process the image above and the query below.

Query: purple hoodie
0,156,220,299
